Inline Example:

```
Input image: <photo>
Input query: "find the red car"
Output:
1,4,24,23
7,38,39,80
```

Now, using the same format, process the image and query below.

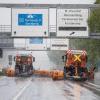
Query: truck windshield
21,56,28,63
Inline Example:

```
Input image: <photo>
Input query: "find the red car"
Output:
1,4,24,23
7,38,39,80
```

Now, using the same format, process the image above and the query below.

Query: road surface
0,76,100,100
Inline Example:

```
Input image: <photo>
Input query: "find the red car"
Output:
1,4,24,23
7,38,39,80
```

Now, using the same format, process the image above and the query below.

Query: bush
95,0,100,4
88,8,100,33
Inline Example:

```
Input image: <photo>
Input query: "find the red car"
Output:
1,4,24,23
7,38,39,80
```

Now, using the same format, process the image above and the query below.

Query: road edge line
13,80,31,100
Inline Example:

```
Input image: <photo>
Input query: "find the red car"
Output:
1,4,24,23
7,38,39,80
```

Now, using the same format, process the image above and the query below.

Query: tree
69,39,100,68
69,0,100,70
88,8,100,33
88,0,100,33
95,0,100,4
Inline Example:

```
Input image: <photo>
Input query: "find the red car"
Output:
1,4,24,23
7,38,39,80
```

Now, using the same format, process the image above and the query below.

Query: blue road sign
18,14,43,26
29,38,43,44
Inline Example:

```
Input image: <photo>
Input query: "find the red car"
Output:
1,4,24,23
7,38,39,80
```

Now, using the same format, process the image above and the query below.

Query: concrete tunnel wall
0,49,65,70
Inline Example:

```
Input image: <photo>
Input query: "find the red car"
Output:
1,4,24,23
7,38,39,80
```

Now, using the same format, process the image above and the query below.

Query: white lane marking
85,82,100,89
13,80,31,100
83,83,100,92
0,76,6,80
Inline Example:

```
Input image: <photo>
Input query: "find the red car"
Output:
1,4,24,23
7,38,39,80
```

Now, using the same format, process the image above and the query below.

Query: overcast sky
0,0,96,25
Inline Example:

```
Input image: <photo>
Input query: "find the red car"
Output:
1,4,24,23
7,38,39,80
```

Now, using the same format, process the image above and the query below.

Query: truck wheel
15,69,19,75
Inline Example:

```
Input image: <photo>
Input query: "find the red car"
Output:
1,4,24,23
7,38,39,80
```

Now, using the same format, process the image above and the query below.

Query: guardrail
0,25,100,39
49,25,56,33
0,25,11,32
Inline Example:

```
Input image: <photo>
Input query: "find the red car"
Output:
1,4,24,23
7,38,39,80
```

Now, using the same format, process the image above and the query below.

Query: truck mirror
62,55,66,62
62,56,64,60
33,57,35,62
14,56,15,61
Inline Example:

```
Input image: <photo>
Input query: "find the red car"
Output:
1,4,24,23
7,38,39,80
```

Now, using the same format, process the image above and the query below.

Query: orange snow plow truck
6,54,35,77
52,50,95,81
14,54,35,76
6,50,95,81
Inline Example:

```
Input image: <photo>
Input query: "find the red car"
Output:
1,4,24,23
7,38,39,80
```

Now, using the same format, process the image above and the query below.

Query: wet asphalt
0,76,100,100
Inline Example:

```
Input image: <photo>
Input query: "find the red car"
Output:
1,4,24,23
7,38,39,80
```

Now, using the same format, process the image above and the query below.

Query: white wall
0,8,11,25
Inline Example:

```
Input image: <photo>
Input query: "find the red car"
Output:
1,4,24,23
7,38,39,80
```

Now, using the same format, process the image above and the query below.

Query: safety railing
49,25,56,33
0,25,11,32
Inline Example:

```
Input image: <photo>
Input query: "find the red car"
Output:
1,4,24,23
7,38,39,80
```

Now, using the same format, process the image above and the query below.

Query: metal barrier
0,25,13,48
0,25,11,32
49,25,56,36
49,25,56,33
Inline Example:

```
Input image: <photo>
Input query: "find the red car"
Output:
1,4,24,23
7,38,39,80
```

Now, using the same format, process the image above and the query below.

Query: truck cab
15,54,35,76
63,50,88,80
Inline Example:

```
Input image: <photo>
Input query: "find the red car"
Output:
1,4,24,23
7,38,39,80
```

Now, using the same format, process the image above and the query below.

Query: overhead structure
26,38,69,50
0,0,96,5
0,4,100,50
